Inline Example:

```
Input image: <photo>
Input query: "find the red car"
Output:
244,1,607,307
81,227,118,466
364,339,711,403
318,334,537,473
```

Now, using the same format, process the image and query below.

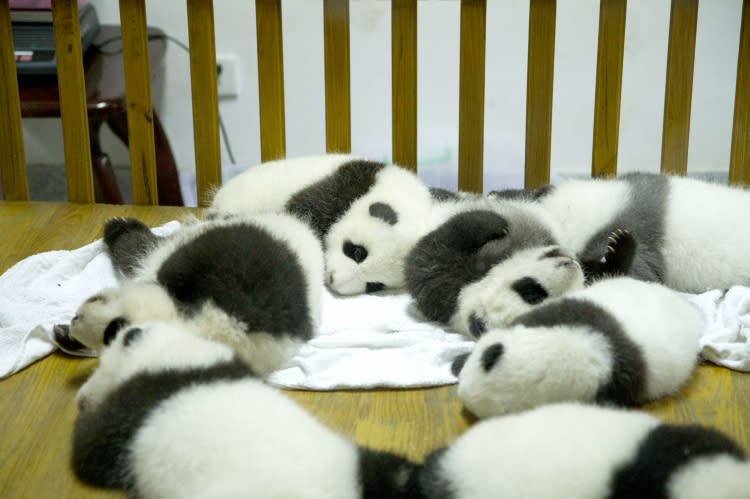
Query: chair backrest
1,0,748,206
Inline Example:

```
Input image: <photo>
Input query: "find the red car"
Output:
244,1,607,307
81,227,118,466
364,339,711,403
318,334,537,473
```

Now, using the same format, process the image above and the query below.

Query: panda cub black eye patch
343,241,368,263
369,202,398,225
511,277,549,305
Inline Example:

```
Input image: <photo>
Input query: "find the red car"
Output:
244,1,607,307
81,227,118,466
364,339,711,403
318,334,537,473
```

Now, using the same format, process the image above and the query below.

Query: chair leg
89,117,124,204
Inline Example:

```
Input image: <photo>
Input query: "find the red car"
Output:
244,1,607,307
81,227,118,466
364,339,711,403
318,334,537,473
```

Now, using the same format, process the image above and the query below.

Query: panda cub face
452,245,585,338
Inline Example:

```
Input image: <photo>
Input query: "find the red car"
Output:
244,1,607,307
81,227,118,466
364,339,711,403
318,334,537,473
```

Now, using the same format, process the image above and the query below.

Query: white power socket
216,54,239,99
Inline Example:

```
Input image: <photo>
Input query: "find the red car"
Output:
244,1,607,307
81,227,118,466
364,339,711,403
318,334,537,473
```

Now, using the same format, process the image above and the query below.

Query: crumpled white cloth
683,288,750,371
2,221,749,383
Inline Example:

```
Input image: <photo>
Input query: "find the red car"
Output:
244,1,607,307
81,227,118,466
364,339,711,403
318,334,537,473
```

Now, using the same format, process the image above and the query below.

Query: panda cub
207,154,440,295
452,277,702,418
73,321,423,499
420,403,750,499
57,212,323,375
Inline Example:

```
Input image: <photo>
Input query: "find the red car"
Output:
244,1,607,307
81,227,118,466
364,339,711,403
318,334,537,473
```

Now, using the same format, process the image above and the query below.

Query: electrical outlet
216,55,239,99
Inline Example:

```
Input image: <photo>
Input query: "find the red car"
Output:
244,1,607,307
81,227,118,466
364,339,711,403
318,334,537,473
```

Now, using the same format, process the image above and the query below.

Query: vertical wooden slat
323,0,351,153
0,0,28,200
118,0,158,205
660,0,698,176
391,0,417,171
729,0,750,185
51,0,94,203
256,0,286,162
186,0,221,206
525,0,556,189
457,0,486,193
591,0,627,178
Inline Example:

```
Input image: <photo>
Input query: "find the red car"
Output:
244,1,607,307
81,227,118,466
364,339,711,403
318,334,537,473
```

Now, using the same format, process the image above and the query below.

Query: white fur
78,322,363,499
432,403,749,499
457,278,702,418
71,213,323,375
325,165,435,294
452,245,585,336
538,175,750,293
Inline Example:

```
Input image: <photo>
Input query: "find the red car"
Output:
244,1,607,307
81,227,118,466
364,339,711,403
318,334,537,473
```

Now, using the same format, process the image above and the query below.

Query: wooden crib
0,1,749,498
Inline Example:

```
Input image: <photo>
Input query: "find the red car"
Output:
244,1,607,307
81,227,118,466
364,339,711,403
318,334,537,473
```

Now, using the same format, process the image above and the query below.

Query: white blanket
2,222,749,383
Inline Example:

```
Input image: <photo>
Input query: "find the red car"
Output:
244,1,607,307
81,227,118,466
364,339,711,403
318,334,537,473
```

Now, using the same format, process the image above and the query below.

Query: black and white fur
452,277,702,418
60,212,323,375
421,402,750,499
489,172,750,293
73,321,424,498
207,154,442,295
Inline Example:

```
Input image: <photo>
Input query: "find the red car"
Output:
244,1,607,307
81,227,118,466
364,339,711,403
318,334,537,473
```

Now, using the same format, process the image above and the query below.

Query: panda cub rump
421,403,749,499
455,278,701,418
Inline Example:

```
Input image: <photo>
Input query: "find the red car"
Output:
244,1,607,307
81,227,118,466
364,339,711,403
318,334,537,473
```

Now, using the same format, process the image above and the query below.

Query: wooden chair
1,0,748,207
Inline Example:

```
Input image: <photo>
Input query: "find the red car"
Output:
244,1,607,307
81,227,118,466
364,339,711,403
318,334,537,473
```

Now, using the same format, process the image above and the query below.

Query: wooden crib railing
1,0,749,206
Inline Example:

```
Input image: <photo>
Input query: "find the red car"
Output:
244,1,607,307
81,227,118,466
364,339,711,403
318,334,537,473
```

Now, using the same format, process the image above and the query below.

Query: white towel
2,222,749,382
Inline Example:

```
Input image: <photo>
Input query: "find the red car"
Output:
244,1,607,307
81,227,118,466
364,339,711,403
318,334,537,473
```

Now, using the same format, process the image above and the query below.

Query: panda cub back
421,403,750,499
67,213,323,375
454,277,702,418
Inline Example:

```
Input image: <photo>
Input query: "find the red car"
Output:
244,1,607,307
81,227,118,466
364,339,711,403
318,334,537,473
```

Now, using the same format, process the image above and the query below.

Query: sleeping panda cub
207,154,440,295
420,403,750,499
405,203,636,338
73,321,423,499
58,212,323,375
452,277,702,418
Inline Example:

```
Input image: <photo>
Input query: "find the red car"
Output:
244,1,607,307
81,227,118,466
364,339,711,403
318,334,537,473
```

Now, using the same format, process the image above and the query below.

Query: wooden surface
186,0,221,206
591,0,627,178
457,0,486,193
323,0,352,153
391,0,417,171
0,201,748,498
525,0,556,189
660,0,698,176
729,0,750,186
51,0,95,203
256,0,286,162
0,0,29,200
118,0,158,205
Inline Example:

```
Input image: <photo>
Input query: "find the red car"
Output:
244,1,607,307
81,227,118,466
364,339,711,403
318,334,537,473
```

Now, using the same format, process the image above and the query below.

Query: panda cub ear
102,317,130,346
369,202,398,225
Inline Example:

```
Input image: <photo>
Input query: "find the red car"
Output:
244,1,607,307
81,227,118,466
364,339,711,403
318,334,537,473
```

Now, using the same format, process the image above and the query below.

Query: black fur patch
405,210,556,324
155,223,313,341
417,447,458,499
488,184,555,202
608,424,746,498
357,447,424,499
52,324,89,353
469,313,486,338
72,358,254,491
451,353,469,376
122,327,143,347
511,277,549,305
343,241,368,263
512,298,647,406
429,187,460,202
285,159,386,240
580,229,637,283
369,202,398,225
366,282,385,293
578,173,668,283
481,343,505,372
103,218,161,278
103,317,129,346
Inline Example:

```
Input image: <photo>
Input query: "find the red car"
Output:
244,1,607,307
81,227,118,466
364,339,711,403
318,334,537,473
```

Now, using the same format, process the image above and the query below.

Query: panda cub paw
601,229,636,276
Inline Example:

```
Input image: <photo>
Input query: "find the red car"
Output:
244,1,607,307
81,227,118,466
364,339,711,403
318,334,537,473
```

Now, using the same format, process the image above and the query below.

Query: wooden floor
1,201,748,498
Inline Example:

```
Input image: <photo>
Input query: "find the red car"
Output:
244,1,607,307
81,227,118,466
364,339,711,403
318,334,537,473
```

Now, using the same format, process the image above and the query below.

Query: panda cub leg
580,229,637,283
102,217,162,278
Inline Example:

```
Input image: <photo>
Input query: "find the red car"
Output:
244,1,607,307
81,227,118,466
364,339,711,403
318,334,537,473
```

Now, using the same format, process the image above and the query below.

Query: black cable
94,33,237,164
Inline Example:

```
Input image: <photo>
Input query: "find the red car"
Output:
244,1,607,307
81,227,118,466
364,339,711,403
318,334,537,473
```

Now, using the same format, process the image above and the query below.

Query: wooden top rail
457,0,486,193
729,0,750,186
118,0,158,205
0,0,28,200
591,0,627,178
525,0,556,189
256,0,286,162
323,0,351,153
391,0,417,171
51,0,94,202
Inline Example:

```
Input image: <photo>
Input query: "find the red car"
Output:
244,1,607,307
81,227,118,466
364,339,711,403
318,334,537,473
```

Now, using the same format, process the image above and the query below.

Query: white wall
21,0,743,198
